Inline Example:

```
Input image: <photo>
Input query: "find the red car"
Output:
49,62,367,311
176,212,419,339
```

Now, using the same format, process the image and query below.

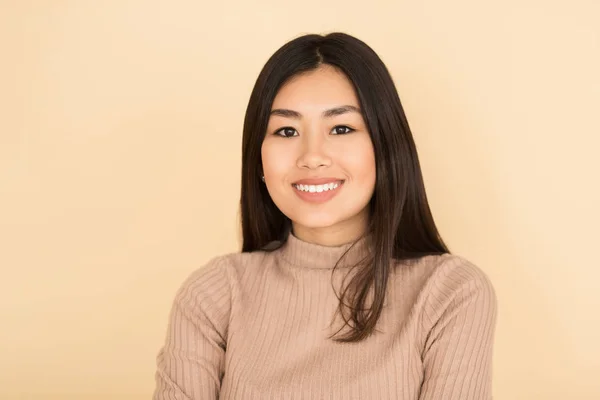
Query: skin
261,64,376,246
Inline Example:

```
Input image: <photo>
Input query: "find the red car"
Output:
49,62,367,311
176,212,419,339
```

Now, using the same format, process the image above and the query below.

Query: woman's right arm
153,258,231,400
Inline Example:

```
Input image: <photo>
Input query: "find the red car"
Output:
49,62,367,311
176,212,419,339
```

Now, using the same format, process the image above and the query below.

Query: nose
296,132,332,170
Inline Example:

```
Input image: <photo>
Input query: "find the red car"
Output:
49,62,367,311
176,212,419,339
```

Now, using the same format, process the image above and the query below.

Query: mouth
292,180,345,193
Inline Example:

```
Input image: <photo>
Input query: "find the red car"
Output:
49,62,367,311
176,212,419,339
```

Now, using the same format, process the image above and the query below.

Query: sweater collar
277,230,372,270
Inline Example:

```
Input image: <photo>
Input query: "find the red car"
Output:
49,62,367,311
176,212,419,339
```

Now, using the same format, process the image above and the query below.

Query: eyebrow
269,105,362,119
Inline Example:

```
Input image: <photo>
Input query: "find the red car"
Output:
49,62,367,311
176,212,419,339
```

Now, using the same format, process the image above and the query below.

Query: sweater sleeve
153,256,232,400
418,256,498,400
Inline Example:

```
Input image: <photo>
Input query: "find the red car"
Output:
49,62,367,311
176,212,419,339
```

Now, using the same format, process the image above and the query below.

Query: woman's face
261,65,376,245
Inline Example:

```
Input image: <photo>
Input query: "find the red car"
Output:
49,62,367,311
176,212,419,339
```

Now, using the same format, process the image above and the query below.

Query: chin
289,213,343,230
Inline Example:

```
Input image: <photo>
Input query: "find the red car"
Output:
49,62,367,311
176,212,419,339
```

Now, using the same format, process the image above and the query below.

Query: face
260,65,376,245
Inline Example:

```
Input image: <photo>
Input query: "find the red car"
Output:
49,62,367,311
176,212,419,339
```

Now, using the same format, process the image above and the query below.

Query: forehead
271,65,360,110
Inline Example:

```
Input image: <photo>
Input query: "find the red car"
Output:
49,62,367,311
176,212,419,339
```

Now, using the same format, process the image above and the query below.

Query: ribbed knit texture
153,232,498,399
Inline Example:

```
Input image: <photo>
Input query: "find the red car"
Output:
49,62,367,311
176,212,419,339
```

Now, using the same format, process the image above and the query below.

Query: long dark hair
240,32,450,343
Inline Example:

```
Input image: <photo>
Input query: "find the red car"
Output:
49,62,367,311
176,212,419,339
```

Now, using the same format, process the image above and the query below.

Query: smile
292,180,343,193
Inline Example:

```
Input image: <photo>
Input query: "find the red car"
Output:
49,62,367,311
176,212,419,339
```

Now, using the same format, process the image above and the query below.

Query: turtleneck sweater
153,232,498,400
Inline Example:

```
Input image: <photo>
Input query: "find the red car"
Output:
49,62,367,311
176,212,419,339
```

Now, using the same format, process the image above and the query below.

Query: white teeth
293,181,342,193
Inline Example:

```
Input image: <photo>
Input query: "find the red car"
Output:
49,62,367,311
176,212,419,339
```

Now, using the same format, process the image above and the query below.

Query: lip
291,179,345,204
292,177,344,185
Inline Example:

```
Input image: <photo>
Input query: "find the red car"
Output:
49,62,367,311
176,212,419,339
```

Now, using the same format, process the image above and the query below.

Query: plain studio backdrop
1,1,599,399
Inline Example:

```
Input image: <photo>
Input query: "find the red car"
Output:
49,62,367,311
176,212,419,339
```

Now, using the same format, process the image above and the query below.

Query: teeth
293,181,342,193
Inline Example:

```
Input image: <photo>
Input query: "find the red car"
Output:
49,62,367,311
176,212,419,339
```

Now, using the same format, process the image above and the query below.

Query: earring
261,175,265,182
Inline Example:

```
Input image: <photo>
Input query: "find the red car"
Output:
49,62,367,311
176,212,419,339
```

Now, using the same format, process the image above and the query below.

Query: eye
274,127,298,137
331,125,355,135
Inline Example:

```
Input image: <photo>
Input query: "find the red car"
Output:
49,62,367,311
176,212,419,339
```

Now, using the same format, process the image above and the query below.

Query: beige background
1,0,599,399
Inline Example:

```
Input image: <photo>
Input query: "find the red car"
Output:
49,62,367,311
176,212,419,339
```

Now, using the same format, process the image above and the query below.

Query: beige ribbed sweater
153,232,498,399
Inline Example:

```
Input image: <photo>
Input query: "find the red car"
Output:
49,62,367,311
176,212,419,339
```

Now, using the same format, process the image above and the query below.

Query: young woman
153,32,498,400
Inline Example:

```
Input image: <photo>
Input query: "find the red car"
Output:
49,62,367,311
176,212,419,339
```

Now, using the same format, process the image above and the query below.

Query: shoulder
435,253,494,286
412,253,496,295
415,253,498,322
175,249,273,302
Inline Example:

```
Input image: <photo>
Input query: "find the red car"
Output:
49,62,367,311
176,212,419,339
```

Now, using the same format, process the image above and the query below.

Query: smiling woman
153,32,498,400
261,65,376,245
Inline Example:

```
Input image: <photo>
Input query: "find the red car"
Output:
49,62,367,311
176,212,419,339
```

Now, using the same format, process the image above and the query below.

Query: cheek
261,140,294,178
344,138,376,182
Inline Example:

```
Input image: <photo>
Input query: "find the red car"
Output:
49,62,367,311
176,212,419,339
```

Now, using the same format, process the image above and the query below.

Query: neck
292,216,369,247
278,229,372,270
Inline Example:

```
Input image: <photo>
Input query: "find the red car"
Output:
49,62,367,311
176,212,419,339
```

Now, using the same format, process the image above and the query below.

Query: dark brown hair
240,32,450,343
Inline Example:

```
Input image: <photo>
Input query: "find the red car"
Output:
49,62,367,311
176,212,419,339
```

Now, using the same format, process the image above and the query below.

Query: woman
153,32,497,400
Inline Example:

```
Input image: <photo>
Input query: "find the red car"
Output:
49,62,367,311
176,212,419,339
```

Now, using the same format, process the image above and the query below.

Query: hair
239,32,450,343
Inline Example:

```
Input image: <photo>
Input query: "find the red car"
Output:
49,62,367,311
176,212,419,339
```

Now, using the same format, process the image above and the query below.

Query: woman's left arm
418,259,499,400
